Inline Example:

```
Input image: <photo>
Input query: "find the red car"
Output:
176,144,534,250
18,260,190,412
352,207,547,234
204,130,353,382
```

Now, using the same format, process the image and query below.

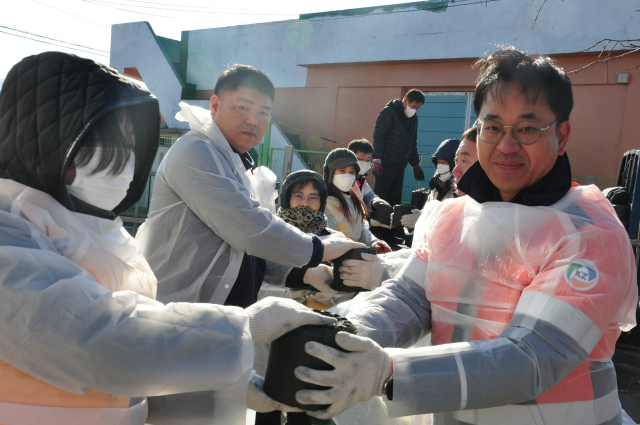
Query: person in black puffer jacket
372,89,426,207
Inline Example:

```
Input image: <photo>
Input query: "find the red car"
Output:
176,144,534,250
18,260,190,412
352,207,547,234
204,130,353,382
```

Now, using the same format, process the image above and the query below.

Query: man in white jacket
137,65,361,309
136,65,362,422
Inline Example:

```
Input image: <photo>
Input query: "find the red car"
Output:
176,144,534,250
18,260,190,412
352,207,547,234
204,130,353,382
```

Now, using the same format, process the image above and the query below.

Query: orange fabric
536,362,594,404
414,187,636,405
0,360,129,409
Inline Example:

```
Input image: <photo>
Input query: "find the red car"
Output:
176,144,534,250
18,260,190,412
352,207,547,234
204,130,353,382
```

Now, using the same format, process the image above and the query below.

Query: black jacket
0,52,160,219
372,99,420,169
457,153,573,207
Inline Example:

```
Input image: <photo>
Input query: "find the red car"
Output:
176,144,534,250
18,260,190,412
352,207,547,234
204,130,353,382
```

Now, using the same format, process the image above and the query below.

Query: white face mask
357,161,371,176
332,173,357,192
67,148,135,211
404,106,416,118
436,163,451,182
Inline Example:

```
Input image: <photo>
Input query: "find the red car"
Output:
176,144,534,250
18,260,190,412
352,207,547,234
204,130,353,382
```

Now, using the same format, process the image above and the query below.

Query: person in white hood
0,52,340,425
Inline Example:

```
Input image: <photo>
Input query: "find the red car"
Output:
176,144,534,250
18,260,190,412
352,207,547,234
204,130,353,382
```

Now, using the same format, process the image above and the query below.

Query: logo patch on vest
564,259,599,291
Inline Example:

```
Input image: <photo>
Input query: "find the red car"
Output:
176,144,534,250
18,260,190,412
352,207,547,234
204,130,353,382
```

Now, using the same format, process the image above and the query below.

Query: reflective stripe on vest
0,360,129,409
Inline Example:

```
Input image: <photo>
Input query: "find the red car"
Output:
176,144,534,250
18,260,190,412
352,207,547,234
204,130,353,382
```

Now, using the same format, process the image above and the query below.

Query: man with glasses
292,47,637,425
347,139,390,215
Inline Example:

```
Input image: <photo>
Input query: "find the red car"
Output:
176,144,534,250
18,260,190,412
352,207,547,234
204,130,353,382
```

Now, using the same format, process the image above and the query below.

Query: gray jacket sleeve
386,293,601,417
347,255,432,349
378,248,411,281
264,261,293,287
164,138,314,267
0,218,252,397
348,254,604,418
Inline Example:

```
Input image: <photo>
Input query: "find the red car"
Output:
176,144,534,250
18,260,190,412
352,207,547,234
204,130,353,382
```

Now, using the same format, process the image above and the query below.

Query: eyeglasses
478,119,558,145
291,192,321,205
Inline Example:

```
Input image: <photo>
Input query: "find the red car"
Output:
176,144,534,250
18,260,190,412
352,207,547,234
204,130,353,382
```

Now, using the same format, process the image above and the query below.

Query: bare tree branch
532,0,548,30
567,39,640,81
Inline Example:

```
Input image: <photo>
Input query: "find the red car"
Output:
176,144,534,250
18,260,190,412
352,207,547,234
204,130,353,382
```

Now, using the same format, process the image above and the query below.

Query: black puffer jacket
372,99,420,169
0,52,160,219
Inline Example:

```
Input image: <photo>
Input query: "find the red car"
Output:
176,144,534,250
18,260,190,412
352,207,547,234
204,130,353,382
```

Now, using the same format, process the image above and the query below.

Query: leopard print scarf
277,206,328,236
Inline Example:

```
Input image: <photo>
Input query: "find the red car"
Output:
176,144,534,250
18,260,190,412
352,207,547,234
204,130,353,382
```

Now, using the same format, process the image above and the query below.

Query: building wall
184,0,639,90
110,0,640,179
268,54,640,179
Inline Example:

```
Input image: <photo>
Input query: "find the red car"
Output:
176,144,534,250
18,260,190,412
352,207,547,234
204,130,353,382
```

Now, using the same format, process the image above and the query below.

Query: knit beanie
431,138,461,166
279,169,328,212
323,148,360,186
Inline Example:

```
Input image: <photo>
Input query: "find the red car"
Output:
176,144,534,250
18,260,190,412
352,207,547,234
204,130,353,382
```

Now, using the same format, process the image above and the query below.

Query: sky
0,0,413,80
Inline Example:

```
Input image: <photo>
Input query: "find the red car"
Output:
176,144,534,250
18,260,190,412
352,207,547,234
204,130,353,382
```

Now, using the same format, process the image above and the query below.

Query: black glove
413,165,425,181
371,198,390,211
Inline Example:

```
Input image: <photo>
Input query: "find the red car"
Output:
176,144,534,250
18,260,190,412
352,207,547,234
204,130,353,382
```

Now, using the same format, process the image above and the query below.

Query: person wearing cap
347,139,390,218
323,148,391,253
400,129,476,228
427,138,461,201
264,170,351,307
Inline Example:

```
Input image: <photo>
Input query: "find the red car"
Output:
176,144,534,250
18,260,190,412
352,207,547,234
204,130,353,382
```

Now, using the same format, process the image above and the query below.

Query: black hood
432,138,460,166
279,169,328,212
0,51,160,219
389,99,405,117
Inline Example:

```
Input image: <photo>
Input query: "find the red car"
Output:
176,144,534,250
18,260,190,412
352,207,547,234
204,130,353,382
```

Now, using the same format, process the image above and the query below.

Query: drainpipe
262,118,272,167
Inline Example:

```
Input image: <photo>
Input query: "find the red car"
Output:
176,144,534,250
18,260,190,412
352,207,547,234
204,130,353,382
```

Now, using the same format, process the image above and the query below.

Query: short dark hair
405,89,425,104
348,139,373,155
213,64,275,102
74,107,133,176
461,126,477,142
473,46,573,122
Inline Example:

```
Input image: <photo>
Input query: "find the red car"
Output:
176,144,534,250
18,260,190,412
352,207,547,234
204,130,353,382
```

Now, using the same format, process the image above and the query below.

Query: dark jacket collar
456,153,572,207
230,145,255,171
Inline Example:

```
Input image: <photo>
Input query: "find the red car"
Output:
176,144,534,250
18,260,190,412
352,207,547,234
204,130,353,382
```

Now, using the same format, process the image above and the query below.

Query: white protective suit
136,102,319,305
346,185,638,425
0,180,254,425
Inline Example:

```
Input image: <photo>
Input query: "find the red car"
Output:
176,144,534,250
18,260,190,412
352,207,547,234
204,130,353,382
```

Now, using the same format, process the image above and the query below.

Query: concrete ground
615,345,640,424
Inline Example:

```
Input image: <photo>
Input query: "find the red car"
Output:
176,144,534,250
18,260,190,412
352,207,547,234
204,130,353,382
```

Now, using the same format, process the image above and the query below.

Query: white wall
185,0,640,89
111,1,640,128
110,22,185,128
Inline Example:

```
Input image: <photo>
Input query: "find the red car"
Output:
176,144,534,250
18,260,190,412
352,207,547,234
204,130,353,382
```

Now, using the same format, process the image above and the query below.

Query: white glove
246,297,336,346
400,209,421,228
303,264,346,295
247,372,302,413
294,332,392,420
338,253,385,290
369,218,391,229
321,237,366,262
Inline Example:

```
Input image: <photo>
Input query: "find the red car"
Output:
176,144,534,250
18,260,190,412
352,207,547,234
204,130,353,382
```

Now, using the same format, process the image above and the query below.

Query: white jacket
326,193,377,246
0,179,253,425
136,103,317,305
